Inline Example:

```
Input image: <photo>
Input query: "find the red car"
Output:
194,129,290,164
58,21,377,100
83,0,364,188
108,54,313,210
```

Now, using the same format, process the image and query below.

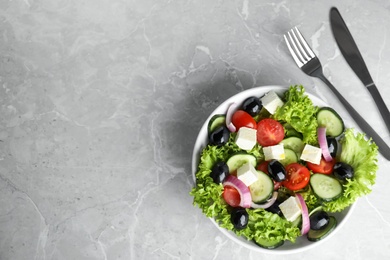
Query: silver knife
330,7,390,134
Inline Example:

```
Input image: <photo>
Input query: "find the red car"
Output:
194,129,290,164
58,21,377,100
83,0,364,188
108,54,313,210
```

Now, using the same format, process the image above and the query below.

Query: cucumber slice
281,137,305,157
226,153,257,173
291,215,302,228
317,107,345,137
307,216,337,242
279,148,298,166
208,114,226,135
254,237,284,249
249,171,274,203
310,174,343,201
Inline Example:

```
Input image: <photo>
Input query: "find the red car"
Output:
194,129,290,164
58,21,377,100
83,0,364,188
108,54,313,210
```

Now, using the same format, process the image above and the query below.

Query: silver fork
284,27,390,160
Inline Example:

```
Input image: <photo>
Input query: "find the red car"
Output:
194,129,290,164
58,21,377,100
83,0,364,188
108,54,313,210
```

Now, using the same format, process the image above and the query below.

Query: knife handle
317,74,390,160
367,83,390,133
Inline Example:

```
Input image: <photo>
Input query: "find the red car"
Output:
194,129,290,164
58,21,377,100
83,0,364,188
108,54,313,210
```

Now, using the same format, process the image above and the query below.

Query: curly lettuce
237,209,301,244
322,128,378,212
273,85,319,145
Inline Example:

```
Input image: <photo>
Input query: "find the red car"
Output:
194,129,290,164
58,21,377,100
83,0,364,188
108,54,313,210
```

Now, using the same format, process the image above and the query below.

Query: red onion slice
226,103,238,132
318,127,333,162
251,191,278,209
296,194,310,235
223,175,252,208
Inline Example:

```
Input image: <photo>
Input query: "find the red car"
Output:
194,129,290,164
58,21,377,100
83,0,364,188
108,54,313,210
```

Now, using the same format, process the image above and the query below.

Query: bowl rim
191,85,357,254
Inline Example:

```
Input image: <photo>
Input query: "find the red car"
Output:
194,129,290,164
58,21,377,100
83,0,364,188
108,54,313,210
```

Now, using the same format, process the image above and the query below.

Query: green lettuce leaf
236,209,301,244
273,85,319,145
322,128,378,212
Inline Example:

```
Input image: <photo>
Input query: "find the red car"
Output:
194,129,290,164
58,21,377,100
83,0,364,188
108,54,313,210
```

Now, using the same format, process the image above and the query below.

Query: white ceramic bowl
191,85,356,254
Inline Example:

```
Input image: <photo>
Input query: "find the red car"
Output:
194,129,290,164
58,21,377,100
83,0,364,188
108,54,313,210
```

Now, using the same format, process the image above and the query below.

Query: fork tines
284,27,316,68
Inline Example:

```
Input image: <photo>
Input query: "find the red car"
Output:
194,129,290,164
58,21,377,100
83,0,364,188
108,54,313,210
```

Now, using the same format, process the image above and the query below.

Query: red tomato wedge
222,185,241,207
256,161,269,173
256,161,282,190
307,157,336,175
256,118,285,146
231,110,257,131
282,163,310,191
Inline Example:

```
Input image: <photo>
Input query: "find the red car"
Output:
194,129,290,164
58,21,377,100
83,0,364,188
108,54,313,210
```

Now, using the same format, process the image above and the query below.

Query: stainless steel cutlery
330,7,390,134
284,25,390,160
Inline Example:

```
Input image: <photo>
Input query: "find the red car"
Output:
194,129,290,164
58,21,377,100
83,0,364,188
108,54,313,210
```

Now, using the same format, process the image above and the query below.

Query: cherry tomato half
256,118,285,147
282,163,310,191
256,161,282,190
256,161,269,173
223,185,241,207
231,110,257,131
307,157,336,175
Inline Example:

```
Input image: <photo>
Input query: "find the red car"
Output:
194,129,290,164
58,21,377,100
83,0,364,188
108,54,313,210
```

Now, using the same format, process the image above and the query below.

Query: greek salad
190,85,378,249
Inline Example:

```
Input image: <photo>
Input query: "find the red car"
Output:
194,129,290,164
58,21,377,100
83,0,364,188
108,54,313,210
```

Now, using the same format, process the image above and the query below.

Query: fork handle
317,74,390,160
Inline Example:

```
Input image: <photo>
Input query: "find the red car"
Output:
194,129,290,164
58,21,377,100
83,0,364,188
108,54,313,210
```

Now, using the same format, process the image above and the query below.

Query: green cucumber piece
291,215,302,228
281,136,305,157
254,237,284,249
307,216,337,242
317,107,345,137
226,153,257,173
208,114,226,135
249,171,274,203
279,148,298,166
310,174,343,201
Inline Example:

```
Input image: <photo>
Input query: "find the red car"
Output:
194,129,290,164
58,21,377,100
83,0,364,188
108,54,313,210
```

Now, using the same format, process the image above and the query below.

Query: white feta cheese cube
300,144,322,164
279,196,302,222
260,91,284,114
235,127,257,150
263,144,285,161
237,162,258,187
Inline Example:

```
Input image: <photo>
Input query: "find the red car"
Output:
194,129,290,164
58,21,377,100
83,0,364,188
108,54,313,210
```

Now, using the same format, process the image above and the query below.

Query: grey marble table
1,0,390,259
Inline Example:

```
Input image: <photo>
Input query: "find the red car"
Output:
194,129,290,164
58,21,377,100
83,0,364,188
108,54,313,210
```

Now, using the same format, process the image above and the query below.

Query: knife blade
330,7,390,134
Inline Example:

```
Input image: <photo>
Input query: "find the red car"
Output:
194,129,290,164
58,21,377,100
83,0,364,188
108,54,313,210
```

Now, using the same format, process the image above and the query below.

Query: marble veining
1,0,390,259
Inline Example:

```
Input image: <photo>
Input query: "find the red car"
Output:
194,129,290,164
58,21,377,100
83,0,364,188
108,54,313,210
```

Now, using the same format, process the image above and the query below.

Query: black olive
326,136,338,157
209,125,230,146
210,161,229,184
265,200,282,216
333,162,354,180
268,160,287,182
309,210,330,230
242,96,262,117
230,208,249,230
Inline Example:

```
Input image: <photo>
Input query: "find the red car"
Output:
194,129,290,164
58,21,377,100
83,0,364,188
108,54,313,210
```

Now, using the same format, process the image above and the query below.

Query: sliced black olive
326,136,338,157
242,96,262,117
210,161,229,184
265,200,282,216
309,210,330,230
230,208,249,230
333,162,354,180
209,125,230,146
268,159,287,182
